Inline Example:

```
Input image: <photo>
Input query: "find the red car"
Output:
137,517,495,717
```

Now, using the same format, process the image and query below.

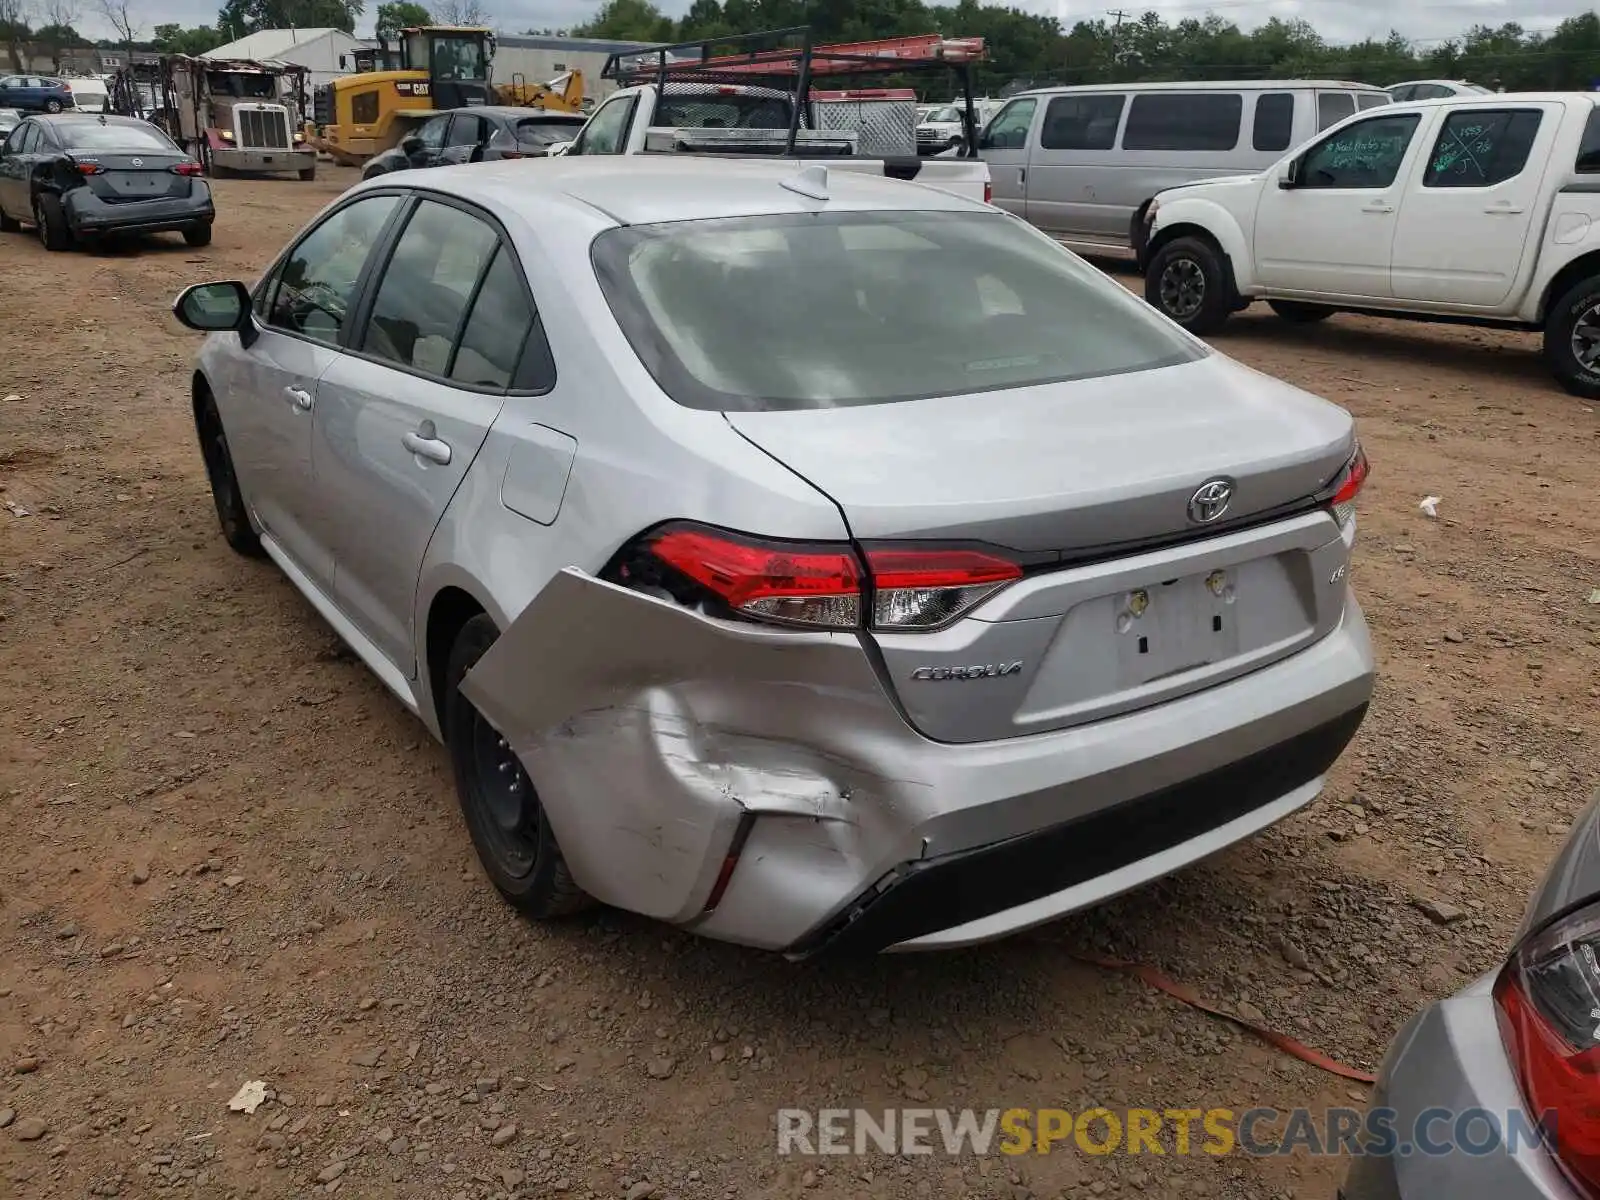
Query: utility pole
1106,9,1129,78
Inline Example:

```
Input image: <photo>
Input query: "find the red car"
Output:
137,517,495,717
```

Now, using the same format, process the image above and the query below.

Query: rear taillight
171,162,203,176
499,150,526,159
621,523,1023,632
74,160,104,175
1328,442,1369,529
983,181,993,204
1495,900,1600,1196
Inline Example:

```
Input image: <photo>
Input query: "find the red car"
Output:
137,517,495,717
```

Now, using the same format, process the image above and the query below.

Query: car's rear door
312,194,544,675
0,121,36,216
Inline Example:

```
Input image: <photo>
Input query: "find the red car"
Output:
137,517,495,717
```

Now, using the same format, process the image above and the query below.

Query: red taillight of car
984,181,993,204
636,523,1023,631
1328,441,1369,529
74,161,104,175
1495,901,1600,1197
499,150,526,159
171,161,203,176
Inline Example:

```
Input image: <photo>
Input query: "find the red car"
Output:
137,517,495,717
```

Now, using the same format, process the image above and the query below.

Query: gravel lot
0,166,1597,1200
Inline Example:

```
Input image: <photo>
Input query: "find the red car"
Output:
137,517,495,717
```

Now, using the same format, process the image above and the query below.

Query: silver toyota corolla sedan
1343,787,1600,1200
171,156,1375,955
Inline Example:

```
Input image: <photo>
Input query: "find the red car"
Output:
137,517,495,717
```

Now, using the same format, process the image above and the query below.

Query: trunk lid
74,153,190,203
726,353,1358,743
724,354,1353,555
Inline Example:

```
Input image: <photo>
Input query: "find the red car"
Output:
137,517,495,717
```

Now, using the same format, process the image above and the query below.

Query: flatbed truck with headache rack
549,28,993,204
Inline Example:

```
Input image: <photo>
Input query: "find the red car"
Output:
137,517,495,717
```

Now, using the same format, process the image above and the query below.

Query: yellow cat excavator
307,26,584,168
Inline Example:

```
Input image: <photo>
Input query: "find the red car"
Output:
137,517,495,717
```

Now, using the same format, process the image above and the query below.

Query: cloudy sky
78,0,1564,52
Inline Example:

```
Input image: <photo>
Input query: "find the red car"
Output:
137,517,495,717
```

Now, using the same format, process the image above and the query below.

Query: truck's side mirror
1278,157,1300,189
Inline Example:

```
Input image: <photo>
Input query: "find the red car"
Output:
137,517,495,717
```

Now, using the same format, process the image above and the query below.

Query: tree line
7,0,1600,96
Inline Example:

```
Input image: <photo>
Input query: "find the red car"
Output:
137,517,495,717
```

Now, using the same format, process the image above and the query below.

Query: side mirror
172,280,254,344
1277,158,1300,189
401,134,422,155
546,140,571,156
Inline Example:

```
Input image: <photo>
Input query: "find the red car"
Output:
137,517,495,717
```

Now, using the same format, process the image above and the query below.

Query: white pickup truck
1140,91,1600,398
551,81,993,205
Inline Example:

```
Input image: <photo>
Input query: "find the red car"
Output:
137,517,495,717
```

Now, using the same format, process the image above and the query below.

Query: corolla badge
1187,477,1235,525
911,662,1023,681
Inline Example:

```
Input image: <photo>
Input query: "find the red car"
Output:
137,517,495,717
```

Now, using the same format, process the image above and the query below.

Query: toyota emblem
130,157,142,167
1187,478,1235,524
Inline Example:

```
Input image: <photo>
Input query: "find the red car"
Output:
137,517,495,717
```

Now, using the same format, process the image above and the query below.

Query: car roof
1018,79,1388,96
1381,91,1595,109
366,155,987,228
37,112,165,130
469,106,586,121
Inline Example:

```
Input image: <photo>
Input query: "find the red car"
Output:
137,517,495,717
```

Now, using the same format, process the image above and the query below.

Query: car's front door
220,192,403,588
1389,104,1558,307
440,113,485,163
1253,109,1428,299
977,97,1037,218
406,113,450,169
313,196,541,674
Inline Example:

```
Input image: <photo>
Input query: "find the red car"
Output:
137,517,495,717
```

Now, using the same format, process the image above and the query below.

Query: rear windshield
592,210,1202,412
58,122,178,151
654,94,792,130
514,119,583,144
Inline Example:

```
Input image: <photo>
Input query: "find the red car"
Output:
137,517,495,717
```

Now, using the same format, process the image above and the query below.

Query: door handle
1484,204,1525,214
1360,204,1395,214
284,386,313,411
402,422,452,465
1018,167,1026,185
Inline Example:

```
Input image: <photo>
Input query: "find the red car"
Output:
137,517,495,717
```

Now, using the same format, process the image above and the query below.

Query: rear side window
1317,92,1356,131
449,248,536,390
1576,106,1600,173
361,200,500,377
591,210,1202,413
1423,109,1541,187
1122,93,1241,151
1039,94,1124,151
1252,93,1293,152
1357,93,1391,110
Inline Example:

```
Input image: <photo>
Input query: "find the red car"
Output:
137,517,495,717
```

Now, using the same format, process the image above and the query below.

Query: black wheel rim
1160,257,1206,320
466,710,539,880
1571,302,1600,371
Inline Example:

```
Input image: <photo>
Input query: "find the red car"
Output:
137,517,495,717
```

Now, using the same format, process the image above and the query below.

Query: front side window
1297,113,1421,190
1040,94,1125,151
592,210,1202,413
979,98,1036,150
268,194,400,343
1317,91,1356,131
1252,92,1294,152
1423,109,1541,187
1122,92,1242,151
360,199,500,377
571,94,633,155
415,114,449,150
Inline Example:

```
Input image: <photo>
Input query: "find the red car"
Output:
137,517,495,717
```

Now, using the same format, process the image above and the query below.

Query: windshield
430,36,487,80
592,210,1201,412
207,71,276,98
515,118,583,144
655,93,792,130
925,105,963,124
58,122,179,151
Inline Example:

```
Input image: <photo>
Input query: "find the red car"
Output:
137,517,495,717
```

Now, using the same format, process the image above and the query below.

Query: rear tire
195,392,263,558
445,613,590,920
1543,274,1600,400
183,223,213,247
44,99,62,114
0,205,18,233
298,165,315,181
33,192,71,251
1145,236,1233,335
1268,299,1334,324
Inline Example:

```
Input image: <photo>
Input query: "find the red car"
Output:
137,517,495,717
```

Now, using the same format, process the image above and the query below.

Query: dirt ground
0,166,1596,1200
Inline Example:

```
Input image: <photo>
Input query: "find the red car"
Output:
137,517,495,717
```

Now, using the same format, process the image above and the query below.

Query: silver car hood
725,353,1355,553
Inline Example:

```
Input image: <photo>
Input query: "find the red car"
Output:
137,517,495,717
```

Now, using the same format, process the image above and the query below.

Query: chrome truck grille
236,106,291,150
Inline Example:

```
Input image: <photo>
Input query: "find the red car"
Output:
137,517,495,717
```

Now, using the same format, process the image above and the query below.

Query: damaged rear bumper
461,569,1375,954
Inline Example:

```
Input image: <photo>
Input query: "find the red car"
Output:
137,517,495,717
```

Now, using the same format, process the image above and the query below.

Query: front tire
195,393,263,557
44,99,62,113
1145,236,1233,335
1544,275,1600,399
0,204,19,233
298,165,316,181
1268,299,1334,324
445,614,589,920
33,192,72,251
